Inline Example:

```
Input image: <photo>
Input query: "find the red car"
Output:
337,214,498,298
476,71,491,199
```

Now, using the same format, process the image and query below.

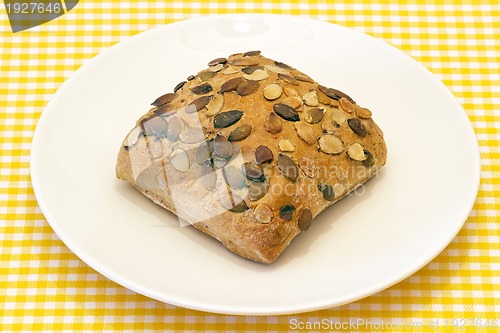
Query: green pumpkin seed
304,108,324,124
236,80,260,96
208,57,227,66
186,95,212,114
220,77,244,93
318,85,355,103
191,83,213,95
214,110,244,128
248,179,269,201
255,145,273,164
277,154,299,181
223,165,247,189
173,81,186,93
212,135,232,158
273,103,300,122
242,65,263,74
321,184,335,201
347,118,367,137
279,205,295,221
298,208,312,231
220,194,249,212
228,124,252,142
242,162,265,182
362,149,375,167
151,92,177,106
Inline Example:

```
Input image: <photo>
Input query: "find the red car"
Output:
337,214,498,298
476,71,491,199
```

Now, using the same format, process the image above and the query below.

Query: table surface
1,1,499,332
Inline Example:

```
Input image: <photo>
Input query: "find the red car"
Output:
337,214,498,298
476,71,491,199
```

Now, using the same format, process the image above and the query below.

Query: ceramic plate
31,15,480,315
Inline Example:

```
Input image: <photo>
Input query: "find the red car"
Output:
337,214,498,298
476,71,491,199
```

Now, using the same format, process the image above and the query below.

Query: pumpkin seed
275,61,294,70
253,203,273,223
191,83,213,95
331,108,347,125
200,166,217,191
197,70,216,82
318,135,344,155
263,83,283,100
186,95,212,113
347,118,367,137
339,97,356,113
179,127,207,144
362,149,375,167
212,135,232,158
255,145,273,164
273,103,300,122
347,143,367,161
242,69,269,81
293,122,316,145
222,67,238,75
141,116,168,138
278,73,299,86
321,120,336,134
154,104,177,117
242,162,265,182
278,139,295,152
229,58,259,66
284,86,299,97
204,94,224,117
220,77,244,93
302,91,319,107
316,89,331,105
173,81,186,93
228,124,252,142
212,155,228,169
265,112,283,134
248,179,270,201
282,96,303,109
318,85,355,103
298,208,312,231
295,74,314,83
228,53,243,61
236,80,259,96
195,143,212,166
244,50,261,57
242,65,263,74
279,205,295,221
220,194,249,212
166,116,183,141
321,184,335,201
356,106,372,119
208,57,227,66
264,65,288,74
214,110,244,128
151,92,177,106
170,148,190,172
278,154,299,181
223,165,247,189
209,63,225,72
304,108,324,124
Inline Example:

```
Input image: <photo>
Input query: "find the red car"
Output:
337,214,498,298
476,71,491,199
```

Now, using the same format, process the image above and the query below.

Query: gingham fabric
1,1,499,332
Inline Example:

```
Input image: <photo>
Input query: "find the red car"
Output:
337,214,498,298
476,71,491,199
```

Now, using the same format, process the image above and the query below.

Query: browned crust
116,52,387,264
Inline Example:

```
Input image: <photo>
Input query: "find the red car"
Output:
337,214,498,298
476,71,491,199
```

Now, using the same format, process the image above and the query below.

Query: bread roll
116,51,387,264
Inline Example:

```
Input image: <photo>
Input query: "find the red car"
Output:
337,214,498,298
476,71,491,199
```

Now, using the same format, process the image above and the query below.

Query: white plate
31,15,480,315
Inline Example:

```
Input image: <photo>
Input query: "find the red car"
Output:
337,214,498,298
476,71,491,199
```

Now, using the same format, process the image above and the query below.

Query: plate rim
30,14,481,315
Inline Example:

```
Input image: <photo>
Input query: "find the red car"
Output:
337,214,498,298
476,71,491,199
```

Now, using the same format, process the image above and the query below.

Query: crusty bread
116,51,387,264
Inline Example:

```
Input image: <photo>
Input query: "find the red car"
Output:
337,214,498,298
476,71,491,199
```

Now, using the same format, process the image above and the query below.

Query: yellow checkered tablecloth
1,0,498,331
